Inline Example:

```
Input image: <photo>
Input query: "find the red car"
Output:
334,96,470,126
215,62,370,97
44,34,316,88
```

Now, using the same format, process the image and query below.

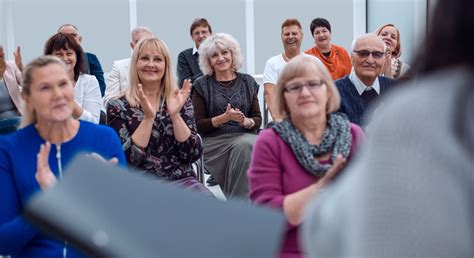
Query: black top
177,48,203,87
84,52,106,97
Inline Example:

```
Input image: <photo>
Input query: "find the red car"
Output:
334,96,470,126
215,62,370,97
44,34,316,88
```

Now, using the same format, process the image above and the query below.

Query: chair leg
196,157,204,184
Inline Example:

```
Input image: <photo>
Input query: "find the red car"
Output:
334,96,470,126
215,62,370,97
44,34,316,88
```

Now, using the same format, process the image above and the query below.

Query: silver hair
131,26,153,40
350,33,387,53
198,33,243,75
58,24,79,33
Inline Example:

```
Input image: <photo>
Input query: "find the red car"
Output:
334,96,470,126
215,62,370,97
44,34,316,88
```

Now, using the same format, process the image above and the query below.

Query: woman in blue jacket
0,56,126,257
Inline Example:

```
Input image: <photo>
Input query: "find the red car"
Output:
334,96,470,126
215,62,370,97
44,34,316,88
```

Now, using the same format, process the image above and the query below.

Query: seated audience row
262,18,398,129
1,14,414,258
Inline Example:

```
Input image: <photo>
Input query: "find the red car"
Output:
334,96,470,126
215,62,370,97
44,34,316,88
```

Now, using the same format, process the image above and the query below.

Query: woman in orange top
305,18,352,80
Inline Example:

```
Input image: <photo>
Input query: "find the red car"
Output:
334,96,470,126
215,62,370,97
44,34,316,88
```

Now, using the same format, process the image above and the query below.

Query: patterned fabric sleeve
106,98,147,166
173,98,203,165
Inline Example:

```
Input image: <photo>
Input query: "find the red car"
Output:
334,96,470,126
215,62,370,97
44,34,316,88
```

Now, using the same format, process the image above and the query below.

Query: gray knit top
192,72,262,137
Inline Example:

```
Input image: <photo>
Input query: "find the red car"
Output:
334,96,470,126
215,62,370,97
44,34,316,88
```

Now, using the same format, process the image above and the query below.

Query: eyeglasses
284,80,326,94
353,50,384,59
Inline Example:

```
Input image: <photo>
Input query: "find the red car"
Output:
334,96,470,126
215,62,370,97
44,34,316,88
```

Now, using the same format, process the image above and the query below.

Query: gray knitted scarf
269,112,352,177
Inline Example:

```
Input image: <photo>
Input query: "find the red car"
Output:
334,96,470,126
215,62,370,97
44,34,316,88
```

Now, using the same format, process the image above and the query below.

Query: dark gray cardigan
192,72,262,137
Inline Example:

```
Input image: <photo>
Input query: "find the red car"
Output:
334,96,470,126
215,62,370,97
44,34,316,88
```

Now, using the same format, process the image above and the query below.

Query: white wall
1,0,427,75
367,0,427,65
138,0,248,73
8,0,130,72
0,0,7,51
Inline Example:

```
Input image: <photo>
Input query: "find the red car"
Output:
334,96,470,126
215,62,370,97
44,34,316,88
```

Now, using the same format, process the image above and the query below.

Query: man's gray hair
131,26,153,39
350,33,386,53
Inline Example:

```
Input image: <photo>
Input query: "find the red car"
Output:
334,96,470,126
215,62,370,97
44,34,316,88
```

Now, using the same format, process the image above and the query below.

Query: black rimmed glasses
284,80,326,94
353,49,384,59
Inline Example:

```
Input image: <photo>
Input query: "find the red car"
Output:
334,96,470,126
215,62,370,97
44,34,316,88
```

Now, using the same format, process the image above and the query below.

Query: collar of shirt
349,70,380,96
192,46,198,55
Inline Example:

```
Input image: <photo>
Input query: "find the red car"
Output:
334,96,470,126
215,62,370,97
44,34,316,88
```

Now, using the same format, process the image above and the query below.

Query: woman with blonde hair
0,55,125,256
107,37,211,195
375,23,410,79
248,54,364,257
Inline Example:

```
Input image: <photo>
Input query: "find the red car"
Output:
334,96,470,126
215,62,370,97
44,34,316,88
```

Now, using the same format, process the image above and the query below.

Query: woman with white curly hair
192,33,262,199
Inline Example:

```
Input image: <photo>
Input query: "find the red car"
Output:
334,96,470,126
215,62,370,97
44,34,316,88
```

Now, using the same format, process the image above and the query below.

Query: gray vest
193,72,259,137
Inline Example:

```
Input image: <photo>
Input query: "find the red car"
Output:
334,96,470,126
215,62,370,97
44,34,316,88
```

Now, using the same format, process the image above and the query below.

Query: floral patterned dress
106,96,202,180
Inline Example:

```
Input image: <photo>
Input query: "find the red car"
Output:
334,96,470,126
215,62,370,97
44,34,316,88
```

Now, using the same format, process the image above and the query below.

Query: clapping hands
35,142,120,191
0,46,23,78
137,83,157,119
167,79,192,116
35,142,57,191
225,103,244,123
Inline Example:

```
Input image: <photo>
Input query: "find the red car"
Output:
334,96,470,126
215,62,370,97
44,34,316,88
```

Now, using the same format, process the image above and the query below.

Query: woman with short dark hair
44,33,102,123
305,17,352,80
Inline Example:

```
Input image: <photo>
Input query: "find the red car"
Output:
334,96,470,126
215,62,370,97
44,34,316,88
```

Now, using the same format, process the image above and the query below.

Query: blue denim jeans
0,116,21,135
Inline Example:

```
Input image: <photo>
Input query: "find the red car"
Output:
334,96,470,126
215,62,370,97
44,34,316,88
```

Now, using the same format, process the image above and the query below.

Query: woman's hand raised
13,46,23,73
35,142,57,191
137,83,157,119
167,79,192,117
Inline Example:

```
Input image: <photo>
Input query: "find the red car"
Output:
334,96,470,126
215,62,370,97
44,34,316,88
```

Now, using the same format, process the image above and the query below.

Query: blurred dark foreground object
24,155,284,258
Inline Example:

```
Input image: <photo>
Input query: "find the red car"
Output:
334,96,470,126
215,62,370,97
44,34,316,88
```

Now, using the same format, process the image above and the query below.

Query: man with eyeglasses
177,18,212,87
335,33,395,127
